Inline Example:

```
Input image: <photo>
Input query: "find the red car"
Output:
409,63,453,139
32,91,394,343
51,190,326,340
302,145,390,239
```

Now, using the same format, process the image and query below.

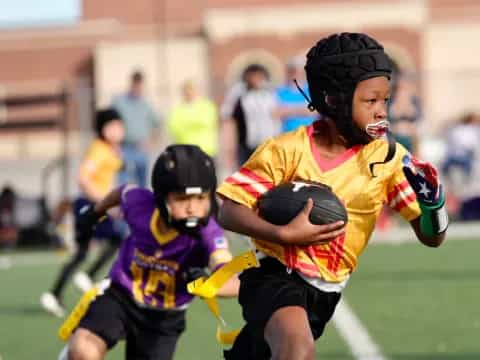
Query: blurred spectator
167,80,218,157
221,64,280,169
441,112,480,220
276,56,316,133
388,73,421,154
442,112,480,182
112,70,161,187
41,109,127,317
220,81,245,125
0,185,17,248
0,185,58,249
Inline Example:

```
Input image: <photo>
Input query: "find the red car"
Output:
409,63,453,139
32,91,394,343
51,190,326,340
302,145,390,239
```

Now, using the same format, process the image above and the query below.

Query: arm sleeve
386,158,422,222
216,138,287,209
120,187,152,225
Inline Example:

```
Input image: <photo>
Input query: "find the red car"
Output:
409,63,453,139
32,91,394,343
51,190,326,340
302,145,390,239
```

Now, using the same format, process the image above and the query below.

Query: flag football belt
58,279,111,342
187,250,259,344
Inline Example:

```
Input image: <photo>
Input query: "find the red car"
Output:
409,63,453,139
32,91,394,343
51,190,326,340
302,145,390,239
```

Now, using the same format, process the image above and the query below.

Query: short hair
242,63,270,81
131,70,144,83
94,108,122,139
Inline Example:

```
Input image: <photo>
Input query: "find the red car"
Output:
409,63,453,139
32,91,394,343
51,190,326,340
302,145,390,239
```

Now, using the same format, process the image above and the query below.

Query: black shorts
78,283,186,360
224,257,341,360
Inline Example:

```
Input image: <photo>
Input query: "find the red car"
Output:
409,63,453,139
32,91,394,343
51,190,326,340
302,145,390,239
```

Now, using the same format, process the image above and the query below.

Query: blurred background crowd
1,0,480,250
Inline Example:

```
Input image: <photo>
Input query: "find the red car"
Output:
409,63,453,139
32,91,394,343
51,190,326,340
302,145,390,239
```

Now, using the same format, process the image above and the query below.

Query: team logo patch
214,236,228,249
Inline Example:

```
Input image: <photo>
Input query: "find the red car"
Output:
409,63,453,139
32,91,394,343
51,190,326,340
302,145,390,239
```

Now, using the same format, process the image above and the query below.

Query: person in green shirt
167,80,218,157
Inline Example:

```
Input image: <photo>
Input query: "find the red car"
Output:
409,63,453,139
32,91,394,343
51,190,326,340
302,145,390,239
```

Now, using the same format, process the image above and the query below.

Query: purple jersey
109,187,232,309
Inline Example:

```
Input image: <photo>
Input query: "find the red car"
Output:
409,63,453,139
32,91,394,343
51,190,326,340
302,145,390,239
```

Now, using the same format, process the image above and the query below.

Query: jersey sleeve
200,219,233,271
120,186,153,224
79,141,108,176
386,146,421,222
216,138,287,209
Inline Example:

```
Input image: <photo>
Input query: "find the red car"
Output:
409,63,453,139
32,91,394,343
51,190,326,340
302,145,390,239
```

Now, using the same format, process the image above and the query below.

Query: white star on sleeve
419,182,431,198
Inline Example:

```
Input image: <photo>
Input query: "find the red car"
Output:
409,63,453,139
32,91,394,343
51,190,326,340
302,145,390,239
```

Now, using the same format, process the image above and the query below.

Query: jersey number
130,262,176,308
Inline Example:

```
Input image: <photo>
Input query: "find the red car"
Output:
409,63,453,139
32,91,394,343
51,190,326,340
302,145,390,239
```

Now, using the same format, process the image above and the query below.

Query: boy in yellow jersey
41,109,126,317
217,33,448,360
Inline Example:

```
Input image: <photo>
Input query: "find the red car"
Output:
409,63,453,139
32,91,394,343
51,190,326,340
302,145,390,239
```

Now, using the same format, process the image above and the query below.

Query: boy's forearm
218,199,284,245
93,187,123,215
410,217,445,247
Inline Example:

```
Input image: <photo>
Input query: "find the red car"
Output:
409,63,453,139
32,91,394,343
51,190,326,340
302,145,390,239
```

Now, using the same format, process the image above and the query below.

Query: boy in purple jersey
61,145,239,360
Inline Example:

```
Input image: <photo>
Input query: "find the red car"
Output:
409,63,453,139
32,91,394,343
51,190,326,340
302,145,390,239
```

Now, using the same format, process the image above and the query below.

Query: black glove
182,267,208,283
75,204,103,245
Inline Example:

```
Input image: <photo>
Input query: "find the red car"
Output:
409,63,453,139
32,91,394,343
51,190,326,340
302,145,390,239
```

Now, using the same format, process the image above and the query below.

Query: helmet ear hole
166,159,175,171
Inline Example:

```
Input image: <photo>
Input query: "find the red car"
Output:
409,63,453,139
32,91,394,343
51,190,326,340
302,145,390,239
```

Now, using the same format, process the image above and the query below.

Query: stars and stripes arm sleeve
387,167,421,222
217,138,287,209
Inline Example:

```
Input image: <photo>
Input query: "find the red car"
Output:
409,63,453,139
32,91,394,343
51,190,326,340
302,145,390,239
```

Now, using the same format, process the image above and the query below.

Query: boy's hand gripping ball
258,181,348,226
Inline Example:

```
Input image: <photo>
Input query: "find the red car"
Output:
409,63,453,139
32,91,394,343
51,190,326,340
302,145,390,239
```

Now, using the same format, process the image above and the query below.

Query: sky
0,0,81,29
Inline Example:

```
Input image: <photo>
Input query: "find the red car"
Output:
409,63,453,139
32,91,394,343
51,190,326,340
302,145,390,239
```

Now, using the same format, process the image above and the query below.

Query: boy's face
166,191,211,221
103,119,125,144
352,76,390,132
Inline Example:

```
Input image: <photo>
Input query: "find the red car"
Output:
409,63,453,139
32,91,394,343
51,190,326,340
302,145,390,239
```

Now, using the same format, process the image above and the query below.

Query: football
258,181,348,226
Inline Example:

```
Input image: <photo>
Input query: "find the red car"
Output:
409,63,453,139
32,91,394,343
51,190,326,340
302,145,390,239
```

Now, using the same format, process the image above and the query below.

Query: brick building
1,0,480,123
1,0,480,196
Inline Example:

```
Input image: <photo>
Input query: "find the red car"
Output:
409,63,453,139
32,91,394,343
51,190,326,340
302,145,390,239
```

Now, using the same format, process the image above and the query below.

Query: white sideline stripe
332,298,388,360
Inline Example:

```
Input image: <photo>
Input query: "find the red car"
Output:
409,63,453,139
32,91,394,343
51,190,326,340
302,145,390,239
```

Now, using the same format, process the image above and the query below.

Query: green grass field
0,238,479,359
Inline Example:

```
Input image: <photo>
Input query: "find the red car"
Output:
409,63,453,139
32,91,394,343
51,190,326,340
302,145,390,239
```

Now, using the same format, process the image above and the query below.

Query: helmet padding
305,32,392,146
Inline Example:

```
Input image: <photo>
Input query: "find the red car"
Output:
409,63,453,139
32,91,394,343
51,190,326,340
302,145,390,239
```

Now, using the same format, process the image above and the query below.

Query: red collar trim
307,122,362,172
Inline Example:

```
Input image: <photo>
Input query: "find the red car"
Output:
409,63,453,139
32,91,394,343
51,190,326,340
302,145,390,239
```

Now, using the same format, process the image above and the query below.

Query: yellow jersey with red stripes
217,122,421,282
79,139,123,198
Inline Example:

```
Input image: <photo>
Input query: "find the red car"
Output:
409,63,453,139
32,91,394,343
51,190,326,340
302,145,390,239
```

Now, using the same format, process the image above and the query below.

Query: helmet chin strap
368,129,397,177
342,120,397,177
294,79,316,111
165,203,209,234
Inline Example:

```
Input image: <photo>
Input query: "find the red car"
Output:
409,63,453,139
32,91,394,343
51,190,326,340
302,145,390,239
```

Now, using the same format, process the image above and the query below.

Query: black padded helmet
305,32,393,146
151,145,217,232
